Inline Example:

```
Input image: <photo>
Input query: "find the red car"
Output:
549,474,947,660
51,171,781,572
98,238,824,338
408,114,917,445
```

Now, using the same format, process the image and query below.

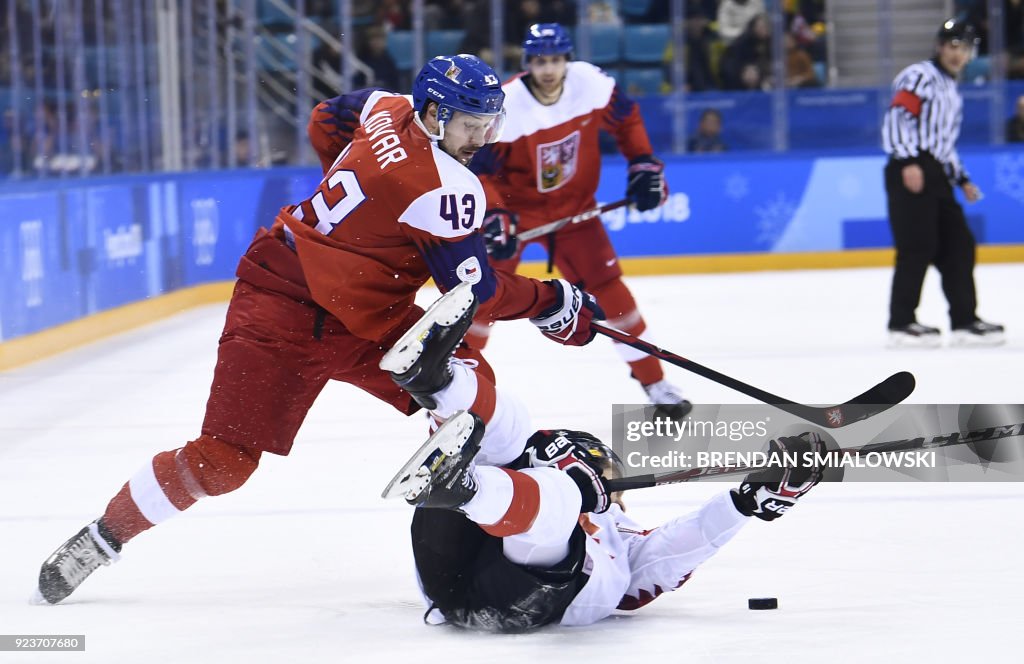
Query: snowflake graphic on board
754,191,798,248
993,153,1024,206
724,173,749,200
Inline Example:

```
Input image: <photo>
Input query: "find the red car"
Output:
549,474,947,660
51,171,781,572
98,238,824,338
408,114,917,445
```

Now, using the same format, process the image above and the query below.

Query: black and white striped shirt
881,58,968,184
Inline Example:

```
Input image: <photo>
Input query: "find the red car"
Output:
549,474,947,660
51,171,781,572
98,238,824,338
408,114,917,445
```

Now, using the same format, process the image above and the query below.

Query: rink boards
1,148,1023,362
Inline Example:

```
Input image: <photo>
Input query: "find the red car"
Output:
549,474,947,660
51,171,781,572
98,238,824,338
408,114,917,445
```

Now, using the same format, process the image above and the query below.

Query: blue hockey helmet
522,23,574,63
412,54,505,142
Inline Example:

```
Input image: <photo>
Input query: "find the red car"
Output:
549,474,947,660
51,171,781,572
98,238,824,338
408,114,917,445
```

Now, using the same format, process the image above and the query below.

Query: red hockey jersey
237,91,556,341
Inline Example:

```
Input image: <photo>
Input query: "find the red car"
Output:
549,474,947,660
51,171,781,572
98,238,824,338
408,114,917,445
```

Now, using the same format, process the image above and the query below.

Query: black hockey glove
530,279,606,346
522,429,613,514
481,208,519,261
626,155,668,212
731,433,825,521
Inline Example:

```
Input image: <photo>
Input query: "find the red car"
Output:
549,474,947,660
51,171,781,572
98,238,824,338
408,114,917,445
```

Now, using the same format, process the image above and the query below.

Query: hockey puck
748,597,778,610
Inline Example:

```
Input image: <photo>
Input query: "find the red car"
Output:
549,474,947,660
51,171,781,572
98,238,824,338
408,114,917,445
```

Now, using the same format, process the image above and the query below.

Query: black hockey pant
884,156,979,329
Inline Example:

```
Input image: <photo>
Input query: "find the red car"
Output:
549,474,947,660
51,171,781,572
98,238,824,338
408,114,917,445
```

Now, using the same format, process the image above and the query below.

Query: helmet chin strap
413,110,445,142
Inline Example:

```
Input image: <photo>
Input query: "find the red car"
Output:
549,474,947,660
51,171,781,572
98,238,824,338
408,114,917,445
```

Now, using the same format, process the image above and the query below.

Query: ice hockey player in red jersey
467,23,691,419
386,329,825,631
34,54,605,605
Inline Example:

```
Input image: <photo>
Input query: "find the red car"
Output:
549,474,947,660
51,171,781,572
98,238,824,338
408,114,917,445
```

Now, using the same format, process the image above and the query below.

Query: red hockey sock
592,278,644,332
479,468,541,537
469,372,497,422
629,355,665,386
464,320,493,350
102,436,261,544
591,279,665,385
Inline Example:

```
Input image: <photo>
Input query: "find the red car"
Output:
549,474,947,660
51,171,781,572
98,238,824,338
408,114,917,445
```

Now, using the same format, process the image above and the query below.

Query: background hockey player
391,409,825,632
34,54,604,605
466,23,690,418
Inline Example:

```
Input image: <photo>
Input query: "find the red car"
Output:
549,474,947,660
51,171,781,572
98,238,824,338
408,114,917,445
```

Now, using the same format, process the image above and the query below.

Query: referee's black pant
884,155,978,329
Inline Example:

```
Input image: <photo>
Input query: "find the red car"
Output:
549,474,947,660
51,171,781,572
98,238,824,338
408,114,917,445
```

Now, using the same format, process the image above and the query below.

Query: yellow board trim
517,245,1024,279
0,282,236,372
3,246,1022,371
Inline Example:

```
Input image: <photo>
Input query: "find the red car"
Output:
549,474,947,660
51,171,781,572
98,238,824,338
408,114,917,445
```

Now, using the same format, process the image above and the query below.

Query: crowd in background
3,0,1024,177
318,0,830,94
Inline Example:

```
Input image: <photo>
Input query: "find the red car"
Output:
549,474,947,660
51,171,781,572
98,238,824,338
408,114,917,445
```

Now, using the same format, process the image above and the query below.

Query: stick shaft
593,323,915,428
517,199,630,242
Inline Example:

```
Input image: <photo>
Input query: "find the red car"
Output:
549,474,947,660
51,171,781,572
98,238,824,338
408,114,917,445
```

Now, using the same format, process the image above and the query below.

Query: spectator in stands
0,109,15,175
505,0,577,54
67,99,103,174
1008,0,1024,49
662,2,719,93
311,27,398,101
717,0,766,44
785,0,827,62
1007,95,1024,141
354,24,401,91
688,109,727,153
376,0,409,30
959,1,990,56
424,0,470,30
29,100,59,174
689,0,720,21
682,2,718,91
1006,0,1024,78
588,1,622,26
459,0,501,68
234,130,252,167
306,0,335,18
785,32,819,87
720,13,772,90
460,0,578,73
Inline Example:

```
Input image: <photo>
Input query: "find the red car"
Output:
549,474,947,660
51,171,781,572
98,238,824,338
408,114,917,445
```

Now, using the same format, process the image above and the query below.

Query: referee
881,18,1004,347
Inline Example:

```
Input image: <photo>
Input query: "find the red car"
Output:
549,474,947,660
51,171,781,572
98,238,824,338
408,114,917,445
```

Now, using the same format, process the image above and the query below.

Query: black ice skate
380,281,479,410
951,320,1005,347
34,519,122,605
887,322,941,348
381,410,483,510
643,379,693,421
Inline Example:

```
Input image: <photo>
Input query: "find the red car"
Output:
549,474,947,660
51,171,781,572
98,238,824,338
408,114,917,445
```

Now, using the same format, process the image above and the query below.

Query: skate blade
887,332,942,349
381,410,477,499
380,281,476,374
950,331,1006,347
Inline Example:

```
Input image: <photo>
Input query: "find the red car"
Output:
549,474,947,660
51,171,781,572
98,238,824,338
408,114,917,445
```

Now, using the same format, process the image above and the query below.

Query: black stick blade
794,371,917,428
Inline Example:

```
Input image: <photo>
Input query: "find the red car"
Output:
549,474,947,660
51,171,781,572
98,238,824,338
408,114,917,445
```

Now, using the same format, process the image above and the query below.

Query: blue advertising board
514,146,1024,262
2,151,1023,343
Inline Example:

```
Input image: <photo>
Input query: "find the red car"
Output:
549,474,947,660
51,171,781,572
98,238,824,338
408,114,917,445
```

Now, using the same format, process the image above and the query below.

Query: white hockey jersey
559,491,749,626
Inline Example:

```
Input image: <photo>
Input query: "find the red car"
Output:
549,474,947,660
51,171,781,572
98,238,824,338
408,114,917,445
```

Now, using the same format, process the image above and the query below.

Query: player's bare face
527,54,568,104
440,111,501,165
938,40,972,75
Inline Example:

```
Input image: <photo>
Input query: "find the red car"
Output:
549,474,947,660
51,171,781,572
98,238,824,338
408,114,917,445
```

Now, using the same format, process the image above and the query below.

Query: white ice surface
2,264,1023,663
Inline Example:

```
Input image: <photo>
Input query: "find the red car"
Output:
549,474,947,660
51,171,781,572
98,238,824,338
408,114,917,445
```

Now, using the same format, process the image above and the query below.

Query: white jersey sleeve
398,143,488,239
560,491,749,626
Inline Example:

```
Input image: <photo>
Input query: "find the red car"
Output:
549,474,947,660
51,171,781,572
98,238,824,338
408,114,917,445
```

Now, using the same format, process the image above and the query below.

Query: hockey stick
593,323,915,428
607,422,1024,492
516,198,631,242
